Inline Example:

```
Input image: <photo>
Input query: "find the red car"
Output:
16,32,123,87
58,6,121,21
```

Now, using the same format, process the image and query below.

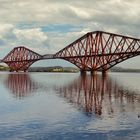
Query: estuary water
0,72,140,140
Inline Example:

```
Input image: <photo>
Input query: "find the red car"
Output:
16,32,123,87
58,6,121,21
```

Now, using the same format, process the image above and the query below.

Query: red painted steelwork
1,31,140,72
2,46,41,72
54,31,140,72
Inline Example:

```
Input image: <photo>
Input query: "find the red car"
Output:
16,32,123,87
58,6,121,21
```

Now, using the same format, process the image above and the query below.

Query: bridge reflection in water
4,73,38,98
54,74,140,116
4,73,140,116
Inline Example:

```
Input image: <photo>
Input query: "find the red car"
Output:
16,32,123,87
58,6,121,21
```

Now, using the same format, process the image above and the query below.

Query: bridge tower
54,31,140,75
2,46,42,72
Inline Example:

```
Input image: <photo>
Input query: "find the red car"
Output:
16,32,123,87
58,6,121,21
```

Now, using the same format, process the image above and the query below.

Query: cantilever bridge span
1,31,140,73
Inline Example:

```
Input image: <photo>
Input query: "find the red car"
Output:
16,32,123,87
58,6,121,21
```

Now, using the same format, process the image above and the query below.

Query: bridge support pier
24,69,28,72
102,71,108,77
80,70,86,75
90,71,97,76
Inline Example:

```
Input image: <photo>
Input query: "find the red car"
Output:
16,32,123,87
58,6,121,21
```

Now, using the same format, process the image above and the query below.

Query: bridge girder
1,31,140,72
2,46,41,72
54,31,140,72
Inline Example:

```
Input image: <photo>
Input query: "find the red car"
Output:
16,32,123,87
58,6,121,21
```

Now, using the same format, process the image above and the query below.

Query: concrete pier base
102,71,108,77
80,70,86,75
90,71,97,76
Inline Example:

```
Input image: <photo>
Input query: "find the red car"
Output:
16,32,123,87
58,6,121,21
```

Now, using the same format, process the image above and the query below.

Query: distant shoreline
28,66,79,73
110,69,140,73
0,65,140,73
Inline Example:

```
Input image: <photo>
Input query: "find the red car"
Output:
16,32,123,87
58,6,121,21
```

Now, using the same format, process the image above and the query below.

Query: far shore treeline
0,65,140,73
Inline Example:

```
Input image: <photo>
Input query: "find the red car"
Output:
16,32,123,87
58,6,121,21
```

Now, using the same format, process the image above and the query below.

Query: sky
0,0,140,68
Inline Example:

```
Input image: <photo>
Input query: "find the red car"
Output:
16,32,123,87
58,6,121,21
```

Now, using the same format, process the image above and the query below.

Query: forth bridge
1,31,140,75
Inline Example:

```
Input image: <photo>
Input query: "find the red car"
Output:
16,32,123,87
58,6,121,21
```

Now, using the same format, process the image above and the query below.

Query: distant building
52,66,63,72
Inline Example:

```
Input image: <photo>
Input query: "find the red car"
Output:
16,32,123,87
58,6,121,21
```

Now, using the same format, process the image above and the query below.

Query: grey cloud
0,0,140,37
0,0,140,67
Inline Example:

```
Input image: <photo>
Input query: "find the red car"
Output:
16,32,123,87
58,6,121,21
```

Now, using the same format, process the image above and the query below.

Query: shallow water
0,72,140,140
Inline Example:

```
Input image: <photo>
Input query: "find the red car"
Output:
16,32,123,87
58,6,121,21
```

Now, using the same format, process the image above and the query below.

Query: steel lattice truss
1,31,140,72
2,46,41,71
54,31,140,71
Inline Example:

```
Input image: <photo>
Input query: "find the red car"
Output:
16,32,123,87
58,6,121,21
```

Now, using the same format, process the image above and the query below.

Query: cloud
0,0,91,24
0,0,140,67
14,28,49,54
0,24,15,42
14,28,48,45
0,24,49,57
0,0,140,35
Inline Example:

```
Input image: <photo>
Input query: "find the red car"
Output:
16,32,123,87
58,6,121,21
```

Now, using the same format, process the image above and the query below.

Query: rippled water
0,72,140,140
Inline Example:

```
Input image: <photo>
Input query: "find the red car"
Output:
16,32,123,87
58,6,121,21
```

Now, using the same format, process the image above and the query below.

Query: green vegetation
1,65,140,73
0,65,10,71
29,66,79,73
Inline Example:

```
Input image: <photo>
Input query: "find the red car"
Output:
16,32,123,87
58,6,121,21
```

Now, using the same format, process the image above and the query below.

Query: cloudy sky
0,0,140,68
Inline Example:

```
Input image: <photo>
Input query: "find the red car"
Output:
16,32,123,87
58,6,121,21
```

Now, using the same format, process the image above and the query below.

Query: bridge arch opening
30,59,78,72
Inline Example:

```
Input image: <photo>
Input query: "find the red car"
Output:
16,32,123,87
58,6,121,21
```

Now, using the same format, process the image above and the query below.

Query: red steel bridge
1,31,140,74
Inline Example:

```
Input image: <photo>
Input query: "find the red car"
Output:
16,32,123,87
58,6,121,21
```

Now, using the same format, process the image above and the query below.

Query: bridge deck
42,54,54,59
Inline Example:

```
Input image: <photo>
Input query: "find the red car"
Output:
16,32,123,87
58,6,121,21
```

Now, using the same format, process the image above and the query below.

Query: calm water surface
0,72,140,140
